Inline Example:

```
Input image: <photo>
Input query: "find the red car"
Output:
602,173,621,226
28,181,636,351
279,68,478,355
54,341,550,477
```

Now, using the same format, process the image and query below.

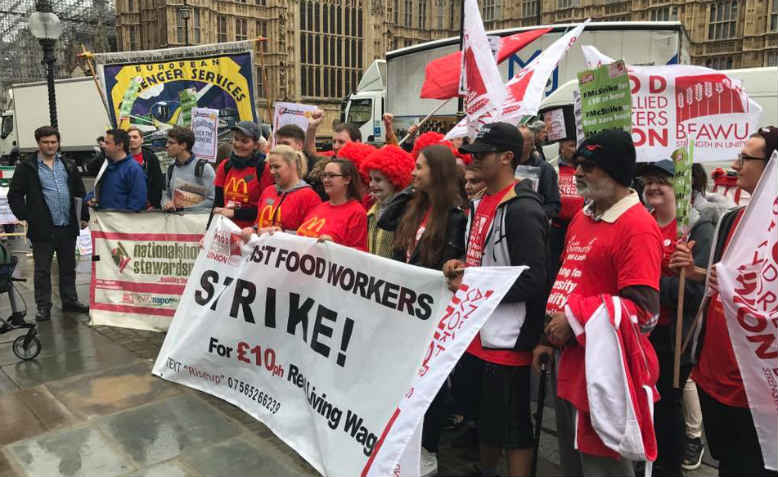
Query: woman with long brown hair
391,144,466,269
379,144,466,474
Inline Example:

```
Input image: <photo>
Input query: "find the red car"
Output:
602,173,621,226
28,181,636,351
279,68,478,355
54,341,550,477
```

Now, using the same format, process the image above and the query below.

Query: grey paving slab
0,368,19,395
0,385,80,446
121,460,190,477
0,341,139,389
6,425,135,477
97,394,243,468
0,449,18,477
180,436,305,477
46,362,180,420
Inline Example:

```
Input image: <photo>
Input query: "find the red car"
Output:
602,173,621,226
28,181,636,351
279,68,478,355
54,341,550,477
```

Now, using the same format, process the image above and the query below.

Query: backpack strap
195,159,208,178
166,163,175,190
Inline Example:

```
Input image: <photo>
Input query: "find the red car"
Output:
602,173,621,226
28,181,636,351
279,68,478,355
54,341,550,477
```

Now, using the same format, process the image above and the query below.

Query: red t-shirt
297,200,368,251
214,160,275,229
465,183,513,266
547,202,662,406
557,163,585,223
693,209,747,408
256,185,322,232
656,217,678,326
132,152,144,167
464,182,530,366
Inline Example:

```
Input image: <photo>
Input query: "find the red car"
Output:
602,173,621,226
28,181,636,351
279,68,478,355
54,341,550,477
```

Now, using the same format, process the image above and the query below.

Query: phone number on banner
226,375,281,414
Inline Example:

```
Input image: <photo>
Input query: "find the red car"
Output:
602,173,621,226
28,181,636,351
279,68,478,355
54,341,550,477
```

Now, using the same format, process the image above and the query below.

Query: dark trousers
422,384,447,453
32,226,78,313
698,387,777,477
653,348,692,476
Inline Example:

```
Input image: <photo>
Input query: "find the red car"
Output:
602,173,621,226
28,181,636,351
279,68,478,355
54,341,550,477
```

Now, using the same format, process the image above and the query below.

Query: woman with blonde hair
241,144,321,240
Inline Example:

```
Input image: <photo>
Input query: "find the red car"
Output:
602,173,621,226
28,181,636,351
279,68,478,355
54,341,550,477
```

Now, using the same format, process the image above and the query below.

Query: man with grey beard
533,129,663,476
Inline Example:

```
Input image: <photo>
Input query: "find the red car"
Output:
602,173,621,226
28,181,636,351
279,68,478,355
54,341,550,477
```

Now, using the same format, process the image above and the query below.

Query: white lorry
0,77,112,170
341,21,690,144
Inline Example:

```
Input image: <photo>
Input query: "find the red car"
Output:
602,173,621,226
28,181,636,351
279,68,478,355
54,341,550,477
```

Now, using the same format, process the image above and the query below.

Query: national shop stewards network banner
89,211,208,332
96,42,258,134
152,216,524,476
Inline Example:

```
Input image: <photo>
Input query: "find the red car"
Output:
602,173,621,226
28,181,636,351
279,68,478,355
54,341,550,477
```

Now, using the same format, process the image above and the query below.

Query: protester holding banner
243,145,320,237
636,159,726,477
442,122,548,477
212,121,273,229
671,126,778,477
377,144,465,474
162,127,215,212
533,129,662,477
87,129,148,212
127,127,164,209
296,158,367,250
359,145,414,258
8,126,90,321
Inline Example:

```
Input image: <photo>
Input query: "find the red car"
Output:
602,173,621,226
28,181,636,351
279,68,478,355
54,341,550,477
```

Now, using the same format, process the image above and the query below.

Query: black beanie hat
576,129,636,187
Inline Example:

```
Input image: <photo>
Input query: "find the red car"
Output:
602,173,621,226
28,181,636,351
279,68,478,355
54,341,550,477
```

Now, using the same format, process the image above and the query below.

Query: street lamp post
28,0,63,129
179,2,191,47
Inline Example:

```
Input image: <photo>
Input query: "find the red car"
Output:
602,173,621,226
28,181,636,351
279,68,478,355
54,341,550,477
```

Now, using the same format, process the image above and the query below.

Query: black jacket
377,187,466,270
465,180,549,352
8,154,88,242
85,147,163,208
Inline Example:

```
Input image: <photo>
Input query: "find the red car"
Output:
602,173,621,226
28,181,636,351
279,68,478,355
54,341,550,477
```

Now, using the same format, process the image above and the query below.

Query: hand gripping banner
152,216,524,476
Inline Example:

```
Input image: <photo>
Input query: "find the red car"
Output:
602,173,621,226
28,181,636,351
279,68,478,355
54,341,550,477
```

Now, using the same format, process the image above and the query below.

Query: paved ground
0,236,718,476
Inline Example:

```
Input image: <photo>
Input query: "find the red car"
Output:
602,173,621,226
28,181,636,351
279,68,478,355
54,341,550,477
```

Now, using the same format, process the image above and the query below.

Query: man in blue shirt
86,129,147,211
8,126,89,321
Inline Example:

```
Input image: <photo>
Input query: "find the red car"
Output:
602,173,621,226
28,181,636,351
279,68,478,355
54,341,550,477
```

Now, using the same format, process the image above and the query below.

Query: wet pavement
0,236,718,476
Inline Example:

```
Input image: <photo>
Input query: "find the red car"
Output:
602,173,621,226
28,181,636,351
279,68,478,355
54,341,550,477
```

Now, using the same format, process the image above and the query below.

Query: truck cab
0,110,17,165
341,60,386,145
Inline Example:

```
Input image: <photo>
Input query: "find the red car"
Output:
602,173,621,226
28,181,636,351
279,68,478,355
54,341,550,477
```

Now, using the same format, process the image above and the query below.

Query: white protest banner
191,107,219,161
460,0,506,137
445,21,587,141
89,211,208,331
152,216,524,476
715,150,778,471
273,102,318,142
581,46,763,163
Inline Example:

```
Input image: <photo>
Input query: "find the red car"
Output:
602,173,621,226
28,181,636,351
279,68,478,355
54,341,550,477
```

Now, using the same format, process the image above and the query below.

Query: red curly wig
336,142,377,183
360,145,415,190
410,132,445,159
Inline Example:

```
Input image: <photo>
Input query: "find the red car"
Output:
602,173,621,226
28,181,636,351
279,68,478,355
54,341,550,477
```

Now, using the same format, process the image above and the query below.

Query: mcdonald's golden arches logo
297,217,326,237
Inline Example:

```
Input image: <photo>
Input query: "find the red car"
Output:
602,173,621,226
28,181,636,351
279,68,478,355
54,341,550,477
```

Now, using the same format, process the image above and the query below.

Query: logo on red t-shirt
298,217,326,237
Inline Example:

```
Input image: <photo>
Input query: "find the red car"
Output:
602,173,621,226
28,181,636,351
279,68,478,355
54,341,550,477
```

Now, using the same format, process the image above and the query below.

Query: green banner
577,60,632,137
672,138,695,239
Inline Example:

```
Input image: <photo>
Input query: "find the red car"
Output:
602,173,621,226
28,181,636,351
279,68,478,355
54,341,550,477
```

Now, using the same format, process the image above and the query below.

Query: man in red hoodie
533,129,663,476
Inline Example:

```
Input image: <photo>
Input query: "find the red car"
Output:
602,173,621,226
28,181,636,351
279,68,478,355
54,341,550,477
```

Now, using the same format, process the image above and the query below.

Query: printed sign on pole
577,60,632,137
191,107,219,162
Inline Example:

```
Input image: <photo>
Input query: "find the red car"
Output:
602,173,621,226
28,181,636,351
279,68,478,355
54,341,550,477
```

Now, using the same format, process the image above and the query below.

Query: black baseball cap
636,159,674,178
459,122,524,155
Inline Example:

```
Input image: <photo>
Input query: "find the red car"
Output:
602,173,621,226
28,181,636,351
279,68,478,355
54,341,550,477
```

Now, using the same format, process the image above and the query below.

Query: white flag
445,21,588,141
716,150,778,471
500,20,588,122
459,0,507,137
580,46,763,163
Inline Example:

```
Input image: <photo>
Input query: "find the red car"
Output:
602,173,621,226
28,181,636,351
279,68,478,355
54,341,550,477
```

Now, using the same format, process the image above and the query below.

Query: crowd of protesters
9,112,778,477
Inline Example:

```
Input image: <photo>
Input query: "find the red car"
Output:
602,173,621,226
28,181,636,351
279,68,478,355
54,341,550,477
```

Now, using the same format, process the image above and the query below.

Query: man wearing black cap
672,125,778,477
162,126,215,211
444,121,548,477
533,129,663,476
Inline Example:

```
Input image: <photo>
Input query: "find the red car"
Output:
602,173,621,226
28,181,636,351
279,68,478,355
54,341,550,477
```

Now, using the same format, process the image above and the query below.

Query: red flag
420,27,551,100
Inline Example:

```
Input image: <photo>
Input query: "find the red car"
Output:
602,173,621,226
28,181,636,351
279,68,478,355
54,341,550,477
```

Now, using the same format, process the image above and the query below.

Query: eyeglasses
735,152,767,168
574,158,597,173
321,173,344,180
